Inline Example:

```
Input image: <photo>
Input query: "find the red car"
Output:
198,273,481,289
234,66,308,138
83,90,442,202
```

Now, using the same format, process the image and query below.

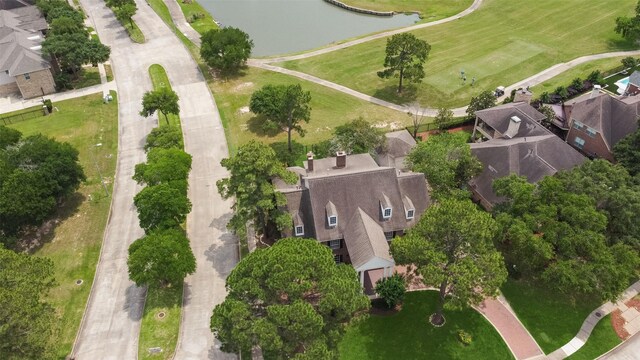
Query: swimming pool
616,77,630,95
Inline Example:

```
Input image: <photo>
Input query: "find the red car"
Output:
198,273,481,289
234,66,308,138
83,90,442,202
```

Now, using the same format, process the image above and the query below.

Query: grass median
7,91,118,359
280,0,637,108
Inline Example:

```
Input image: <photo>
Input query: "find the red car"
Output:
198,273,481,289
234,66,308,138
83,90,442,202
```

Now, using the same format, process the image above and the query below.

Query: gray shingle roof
476,102,548,139
343,208,393,270
0,6,49,76
376,129,416,170
629,70,640,88
470,135,586,206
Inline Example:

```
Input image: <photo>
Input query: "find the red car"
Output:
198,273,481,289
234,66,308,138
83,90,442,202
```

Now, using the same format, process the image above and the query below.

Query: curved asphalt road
71,0,236,359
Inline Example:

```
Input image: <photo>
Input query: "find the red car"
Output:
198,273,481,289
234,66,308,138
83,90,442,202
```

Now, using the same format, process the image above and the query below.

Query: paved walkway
546,280,640,360
71,0,237,359
165,0,202,46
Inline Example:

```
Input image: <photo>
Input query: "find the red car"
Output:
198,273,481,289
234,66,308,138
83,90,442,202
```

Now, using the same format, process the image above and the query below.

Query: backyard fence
0,108,44,126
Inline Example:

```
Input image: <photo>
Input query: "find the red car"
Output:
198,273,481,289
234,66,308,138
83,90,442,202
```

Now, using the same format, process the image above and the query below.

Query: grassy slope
566,315,621,360
177,0,218,34
210,67,419,154
137,64,183,360
338,0,470,21
7,92,118,359
501,279,602,354
339,291,513,360
281,0,636,108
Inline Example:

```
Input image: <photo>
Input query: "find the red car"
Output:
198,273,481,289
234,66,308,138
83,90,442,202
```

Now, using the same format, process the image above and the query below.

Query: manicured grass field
339,0,471,22
338,291,513,360
565,315,621,360
209,67,420,154
177,0,218,34
501,279,602,354
138,284,183,359
281,0,637,108
7,92,118,358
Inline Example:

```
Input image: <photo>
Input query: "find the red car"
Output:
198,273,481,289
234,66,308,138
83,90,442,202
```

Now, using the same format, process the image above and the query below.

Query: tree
615,2,640,41
465,90,496,120
433,107,454,133
329,117,385,155
614,120,640,176
217,141,297,239
139,87,180,126
406,131,482,199
0,246,56,359
211,238,369,358
493,173,640,301
249,84,311,152
114,2,137,27
391,199,507,325
200,27,253,74
0,125,21,149
49,16,87,36
538,105,556,126
133,147,192,194
375,273,406,309
622,56,639,70
133,183,192,233
127,228,196,287
377,33,430,93
144,126,183,151
42,33,110,77
406,101,427,139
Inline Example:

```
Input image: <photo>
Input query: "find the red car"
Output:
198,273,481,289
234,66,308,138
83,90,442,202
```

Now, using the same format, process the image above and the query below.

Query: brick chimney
306,151,314,172
336,151,346,168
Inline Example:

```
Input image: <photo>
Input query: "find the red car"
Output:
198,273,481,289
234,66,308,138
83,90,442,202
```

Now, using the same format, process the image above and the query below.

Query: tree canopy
140,87,180,126
329,117,386,155
615,1,640,41
211,238,369,358
144,126,183,152
127,228,196,287
493,165,640,302
406,131,482,200
614,120,640,176
133,147,192,195
217,141,297,239
0,246,56,360
377,33,430,93
133,183,192,233
391,199,507,325
249,84,312,152
466,90,496,120
200,27,253,74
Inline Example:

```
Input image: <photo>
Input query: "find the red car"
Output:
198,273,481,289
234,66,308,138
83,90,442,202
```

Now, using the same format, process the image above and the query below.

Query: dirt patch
416,125,474,141
233,82,254,92
369,298,402,316
612,309,630,340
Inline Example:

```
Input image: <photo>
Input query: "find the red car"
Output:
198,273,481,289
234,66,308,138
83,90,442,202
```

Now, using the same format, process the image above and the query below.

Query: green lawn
105,64,114,82
7,92,118,359
138,284,183,359
209,67,422,154
177,0,218,34
501,279,602,354
123,20,145,43
566,315,621,360
72,67,102,89
339,0,471,21
281,0,637,108
339,291,513,359
148,64,181,127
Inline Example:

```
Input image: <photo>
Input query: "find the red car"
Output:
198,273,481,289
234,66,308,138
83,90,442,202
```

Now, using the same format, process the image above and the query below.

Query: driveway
72,1,236,359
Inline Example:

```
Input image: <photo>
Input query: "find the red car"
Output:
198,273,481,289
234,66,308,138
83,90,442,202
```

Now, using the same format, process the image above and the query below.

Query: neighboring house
470,102,586,209
274,151,430,294
375,129,416,171
0,5,55,99
623,70,640,96
564,88,640,161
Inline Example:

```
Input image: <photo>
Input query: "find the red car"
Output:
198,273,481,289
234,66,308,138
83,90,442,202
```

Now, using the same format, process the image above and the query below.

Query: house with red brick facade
274,149,430,294
564,88,640,161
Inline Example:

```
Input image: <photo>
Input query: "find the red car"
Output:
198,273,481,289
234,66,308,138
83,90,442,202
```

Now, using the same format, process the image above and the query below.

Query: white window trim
294,225,304,236
574,136,585,149
328,215,338,227
406,209,415,220
381,203,392,219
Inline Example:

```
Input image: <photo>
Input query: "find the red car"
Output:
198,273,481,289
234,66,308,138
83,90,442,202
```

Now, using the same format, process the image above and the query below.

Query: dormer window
380,193,392,220
326,201,338,227
403,195,415,220
294,225,304,236
293,211,304,236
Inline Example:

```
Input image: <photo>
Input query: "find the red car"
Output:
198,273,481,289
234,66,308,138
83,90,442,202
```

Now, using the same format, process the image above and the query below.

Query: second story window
573,120,584,130
406,209,415,220
574,136,586,149
24,73,30,80
586,127,597,138
328,215,337,227
294,225,304,236
328,239,341,250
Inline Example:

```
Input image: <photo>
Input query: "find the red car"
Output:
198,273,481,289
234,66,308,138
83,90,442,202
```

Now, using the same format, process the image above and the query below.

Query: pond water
197,0,420,56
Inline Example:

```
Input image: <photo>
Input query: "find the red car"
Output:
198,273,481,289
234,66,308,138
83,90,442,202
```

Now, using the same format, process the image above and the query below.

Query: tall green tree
615,1,640,41
0,125,21,149
329,117,385,155
433,107,454,133
114,3,137,28
200,27,253,74
614,120,640,176
0,246,56,360
211,238,369,358
406,131,482,199
133,147,192,194
465,90,496,120
144,126,183,152
391,199,507,325
377,33,430,93
217,141,297,239
139,87,180,126
127,228,196,287
249,84,311,152
133,183,192,233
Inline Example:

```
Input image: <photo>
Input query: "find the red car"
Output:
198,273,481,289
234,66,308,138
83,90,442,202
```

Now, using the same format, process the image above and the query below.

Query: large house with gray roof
564,88,640,161
470,102,586,209
274,149,430,294
0,5,55,99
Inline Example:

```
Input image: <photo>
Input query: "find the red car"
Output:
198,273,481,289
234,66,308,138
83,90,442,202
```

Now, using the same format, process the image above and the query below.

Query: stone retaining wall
323,0,394,17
